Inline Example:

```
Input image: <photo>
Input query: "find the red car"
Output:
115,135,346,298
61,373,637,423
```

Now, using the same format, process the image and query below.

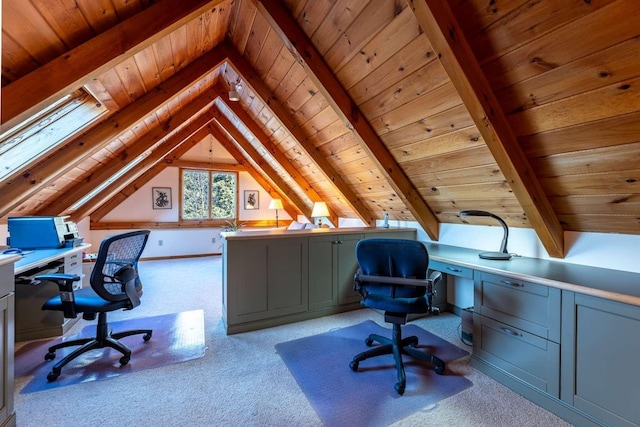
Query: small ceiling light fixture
228,79,242,102
459,210,512,261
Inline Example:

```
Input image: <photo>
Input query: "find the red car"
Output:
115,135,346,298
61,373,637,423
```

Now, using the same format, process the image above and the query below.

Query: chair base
44,312,152,382
349,323,445,395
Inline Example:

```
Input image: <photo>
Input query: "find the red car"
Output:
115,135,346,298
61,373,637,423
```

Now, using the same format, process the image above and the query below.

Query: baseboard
140,253,221,261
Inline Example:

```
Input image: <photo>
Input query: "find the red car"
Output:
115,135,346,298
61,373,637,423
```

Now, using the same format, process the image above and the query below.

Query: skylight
0,88,108,181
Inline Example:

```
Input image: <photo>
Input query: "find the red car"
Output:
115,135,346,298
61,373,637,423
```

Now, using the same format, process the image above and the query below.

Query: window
0,88,107,181
181,169,237,220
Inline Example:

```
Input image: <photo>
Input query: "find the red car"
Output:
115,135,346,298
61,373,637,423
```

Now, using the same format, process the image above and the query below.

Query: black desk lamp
460,210,512,260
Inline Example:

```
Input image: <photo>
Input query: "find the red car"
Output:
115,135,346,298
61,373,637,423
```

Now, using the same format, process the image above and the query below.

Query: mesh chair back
90,230,150,302
355,238,429,299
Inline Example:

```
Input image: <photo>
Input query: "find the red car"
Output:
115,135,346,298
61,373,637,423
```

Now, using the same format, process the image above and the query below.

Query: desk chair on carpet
349,238,445,395
37,230,152,381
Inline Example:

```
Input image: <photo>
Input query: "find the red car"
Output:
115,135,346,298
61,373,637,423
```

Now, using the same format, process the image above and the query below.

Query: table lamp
460,210,511,260
311,201,330,226
268,198,283,228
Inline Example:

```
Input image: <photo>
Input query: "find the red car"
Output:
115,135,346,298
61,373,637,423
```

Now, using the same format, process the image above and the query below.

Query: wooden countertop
222,227,416,240
425,243,640,307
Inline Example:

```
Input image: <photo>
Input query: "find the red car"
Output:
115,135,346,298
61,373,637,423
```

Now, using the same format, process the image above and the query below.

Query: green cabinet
223,237,308,331
561,292,640,427
473,272,561,397
308,234,362,310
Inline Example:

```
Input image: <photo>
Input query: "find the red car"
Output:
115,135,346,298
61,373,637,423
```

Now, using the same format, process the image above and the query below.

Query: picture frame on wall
152,187,172,209
244,190,259,210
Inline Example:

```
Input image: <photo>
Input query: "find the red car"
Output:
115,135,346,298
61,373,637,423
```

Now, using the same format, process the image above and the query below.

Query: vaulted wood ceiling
2,0,639,258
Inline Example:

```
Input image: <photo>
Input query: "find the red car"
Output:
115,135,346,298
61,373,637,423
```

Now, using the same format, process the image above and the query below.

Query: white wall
379,219,640,309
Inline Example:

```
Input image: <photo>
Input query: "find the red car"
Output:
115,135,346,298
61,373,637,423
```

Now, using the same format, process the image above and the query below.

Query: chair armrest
36,273,81,318
355,273,433,287
34,273,81,292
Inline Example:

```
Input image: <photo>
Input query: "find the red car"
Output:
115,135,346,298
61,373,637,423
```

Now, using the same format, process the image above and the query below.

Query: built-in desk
221,227,419,335
425,243,640,427
13,244,90,341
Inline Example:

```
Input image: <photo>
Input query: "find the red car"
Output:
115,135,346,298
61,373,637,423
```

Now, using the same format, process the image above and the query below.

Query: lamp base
479,251,512,261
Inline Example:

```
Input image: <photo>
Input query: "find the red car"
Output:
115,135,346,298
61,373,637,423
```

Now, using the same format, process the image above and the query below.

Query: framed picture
152,187,172,209
244,190,259,210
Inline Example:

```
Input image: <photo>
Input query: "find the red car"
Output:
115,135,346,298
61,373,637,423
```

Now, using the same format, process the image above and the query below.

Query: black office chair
37,230,152,381
349,238,445,395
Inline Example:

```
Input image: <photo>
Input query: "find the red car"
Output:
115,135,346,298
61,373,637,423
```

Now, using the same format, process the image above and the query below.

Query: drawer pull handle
446,267,462,273
500,326,521,337
501,280,523,287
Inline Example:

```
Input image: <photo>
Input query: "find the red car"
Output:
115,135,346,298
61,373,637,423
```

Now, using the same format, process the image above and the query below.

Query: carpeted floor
13,257,573,426
276,320,472,427
15,310,205,393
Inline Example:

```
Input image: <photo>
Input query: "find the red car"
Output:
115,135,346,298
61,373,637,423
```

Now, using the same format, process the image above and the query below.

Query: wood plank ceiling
2,0,639,258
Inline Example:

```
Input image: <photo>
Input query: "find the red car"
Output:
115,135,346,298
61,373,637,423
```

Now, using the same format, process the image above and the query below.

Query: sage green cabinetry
308,234,363,310
473,272,561,397
223,237,308,332
561,292,640,427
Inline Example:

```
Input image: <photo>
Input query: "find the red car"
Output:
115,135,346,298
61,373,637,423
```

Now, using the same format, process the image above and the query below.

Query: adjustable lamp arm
460,210,511,260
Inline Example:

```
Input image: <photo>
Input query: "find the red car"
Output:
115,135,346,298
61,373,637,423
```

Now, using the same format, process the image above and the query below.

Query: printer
7,216,83,249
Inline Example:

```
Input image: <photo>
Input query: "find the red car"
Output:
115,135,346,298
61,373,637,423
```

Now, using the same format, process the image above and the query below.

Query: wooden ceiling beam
406,0,564,257
206,120,299,221
1,0,225,131
83,125,213,223
214,84,340,227
0,47,226,219
209,112,303,220
38,88,219,216
220,42,376,227
253,0,440,239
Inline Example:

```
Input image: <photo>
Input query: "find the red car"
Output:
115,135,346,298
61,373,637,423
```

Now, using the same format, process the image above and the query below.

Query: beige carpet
14,256,573,427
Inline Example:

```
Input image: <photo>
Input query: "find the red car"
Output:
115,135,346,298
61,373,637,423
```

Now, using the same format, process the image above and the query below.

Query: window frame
179,167,239,225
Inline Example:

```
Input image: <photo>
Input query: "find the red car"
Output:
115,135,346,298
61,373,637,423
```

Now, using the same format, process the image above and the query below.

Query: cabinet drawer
476,272,560,342
429,260,474,279
474,314,559,397
64,252,82,276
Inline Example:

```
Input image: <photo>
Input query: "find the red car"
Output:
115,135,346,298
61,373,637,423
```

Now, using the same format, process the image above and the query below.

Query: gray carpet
13,257,573,426
276,320,472,426
15,310,205,393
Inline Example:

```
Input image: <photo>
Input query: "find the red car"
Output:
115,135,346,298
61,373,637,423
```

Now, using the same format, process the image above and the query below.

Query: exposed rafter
1,0,225,131
210,110,310,218
0,47,227,219
253,0,440,240
206,121,299,221
38,88,220,216
406,0,564,257
84,124,214,223
220,42,377,226
214,85,340,227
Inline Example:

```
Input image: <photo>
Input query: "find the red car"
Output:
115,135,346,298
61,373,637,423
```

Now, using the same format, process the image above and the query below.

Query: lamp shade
311,202,330,218
268,199,283,210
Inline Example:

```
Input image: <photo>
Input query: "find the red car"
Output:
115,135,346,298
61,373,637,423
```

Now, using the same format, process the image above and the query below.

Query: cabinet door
337,234,363,305
308,235,338,310
561,292,640,427
0,293,14,425
267,237,308,317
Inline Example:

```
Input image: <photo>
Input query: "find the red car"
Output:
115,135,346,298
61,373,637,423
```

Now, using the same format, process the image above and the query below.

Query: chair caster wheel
47,371,60,382
120,356,130,365
349,360,359,371
365,337,373,346
394,382,405,395
44,352,56,361
143,332,152,341
435,364,445,375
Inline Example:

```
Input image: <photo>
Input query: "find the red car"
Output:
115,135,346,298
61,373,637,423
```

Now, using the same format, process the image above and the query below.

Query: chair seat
42,287,130,313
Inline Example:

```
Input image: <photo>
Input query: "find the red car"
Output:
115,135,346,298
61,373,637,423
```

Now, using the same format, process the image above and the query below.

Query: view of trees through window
182,169,237,220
